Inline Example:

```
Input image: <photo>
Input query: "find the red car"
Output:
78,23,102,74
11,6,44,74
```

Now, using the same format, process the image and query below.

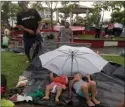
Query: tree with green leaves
108,1,125,24
31,1,58,29
87,1,125,27
1,1,11,23
60,1,80,22
31,1,43,11
111,11,125,24
1,1,21,27
74,16,85,25
45,1,58,29
9,3,22,27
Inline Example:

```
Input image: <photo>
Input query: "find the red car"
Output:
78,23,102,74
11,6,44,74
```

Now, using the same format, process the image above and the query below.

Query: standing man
58,22,73,42
95,23,101,38
17,1,42,62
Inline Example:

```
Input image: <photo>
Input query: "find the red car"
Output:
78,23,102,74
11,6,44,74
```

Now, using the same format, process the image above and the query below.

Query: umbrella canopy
39,45,108,76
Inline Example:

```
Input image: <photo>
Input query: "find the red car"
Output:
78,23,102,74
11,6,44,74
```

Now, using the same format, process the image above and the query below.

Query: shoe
9,94,33,102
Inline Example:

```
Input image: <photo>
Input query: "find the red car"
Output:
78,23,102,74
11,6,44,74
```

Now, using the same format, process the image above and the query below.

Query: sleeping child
69,72,100,107
43,72,68,103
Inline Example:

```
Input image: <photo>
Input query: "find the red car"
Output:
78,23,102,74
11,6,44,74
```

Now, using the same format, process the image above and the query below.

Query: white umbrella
39,45,108,76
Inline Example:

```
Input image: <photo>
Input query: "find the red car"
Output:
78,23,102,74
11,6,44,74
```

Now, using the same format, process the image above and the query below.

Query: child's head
73,72,82,78
1,74,7,97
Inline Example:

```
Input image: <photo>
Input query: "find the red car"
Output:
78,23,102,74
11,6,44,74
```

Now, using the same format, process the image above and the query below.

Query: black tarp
92,62,125,107
29,35,49,60
9,47,24,53
21,56,125,107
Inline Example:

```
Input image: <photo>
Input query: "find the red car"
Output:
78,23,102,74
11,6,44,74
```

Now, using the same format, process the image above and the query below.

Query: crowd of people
95,22,124,39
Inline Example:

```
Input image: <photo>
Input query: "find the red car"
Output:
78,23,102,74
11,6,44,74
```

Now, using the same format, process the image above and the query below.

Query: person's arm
85,74,91,82
69,79,76,98
49,72,55,81
65,75,68,84
57,28,61,42
16,13,35,35
17,25,35,35
71,29,73,42
36,21,42,35
57,32,61,42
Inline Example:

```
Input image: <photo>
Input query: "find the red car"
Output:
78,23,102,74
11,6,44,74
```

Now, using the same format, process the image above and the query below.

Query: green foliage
9,3,22,18
42,19,57,25
1,1,21,22
111,11,125,24
87,1,125,26
31,1,43,11
74,16,85,25
1,51,28,87
102,55,124,66
60,2,80,21
106,1,125,11
1,1,11,22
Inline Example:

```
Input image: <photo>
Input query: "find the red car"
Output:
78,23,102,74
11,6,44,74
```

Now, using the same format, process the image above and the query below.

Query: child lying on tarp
43,72,68,103
69,72,100,107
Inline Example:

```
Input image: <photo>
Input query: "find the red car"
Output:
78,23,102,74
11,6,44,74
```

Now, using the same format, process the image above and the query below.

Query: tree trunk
50,1,53,30
50,9,53,30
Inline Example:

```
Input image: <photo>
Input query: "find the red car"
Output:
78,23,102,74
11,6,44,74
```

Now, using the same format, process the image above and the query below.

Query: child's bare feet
87,100,95,107
92,98,100,105
55,98,60,104
42,96,49,100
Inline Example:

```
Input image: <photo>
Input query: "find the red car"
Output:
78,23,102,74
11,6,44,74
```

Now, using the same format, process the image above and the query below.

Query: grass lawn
79,35,125,40
1,51,124,88
1,51,28,88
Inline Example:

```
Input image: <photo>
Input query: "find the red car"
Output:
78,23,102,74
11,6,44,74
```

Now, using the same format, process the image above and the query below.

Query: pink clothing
108,24,114,29
47,82,66,90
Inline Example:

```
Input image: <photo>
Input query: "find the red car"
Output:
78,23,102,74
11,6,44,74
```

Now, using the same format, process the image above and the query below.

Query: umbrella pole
71,52,74,76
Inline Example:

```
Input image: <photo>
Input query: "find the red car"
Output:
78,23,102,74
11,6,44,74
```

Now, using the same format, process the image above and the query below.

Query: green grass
1,51,28,88
101,55,124,66
79,35,125,40
1,51,124,88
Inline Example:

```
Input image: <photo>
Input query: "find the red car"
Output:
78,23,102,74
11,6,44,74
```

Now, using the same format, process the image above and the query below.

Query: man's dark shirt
17,9,41,37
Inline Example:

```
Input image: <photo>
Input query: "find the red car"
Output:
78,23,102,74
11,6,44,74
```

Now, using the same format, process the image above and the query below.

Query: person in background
1,74,15,107
105,22,114,39
95,23,101,38
114,22,123,37
58,22,73,42
17,1,42,62
2,31,9,48
4,28,10,36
